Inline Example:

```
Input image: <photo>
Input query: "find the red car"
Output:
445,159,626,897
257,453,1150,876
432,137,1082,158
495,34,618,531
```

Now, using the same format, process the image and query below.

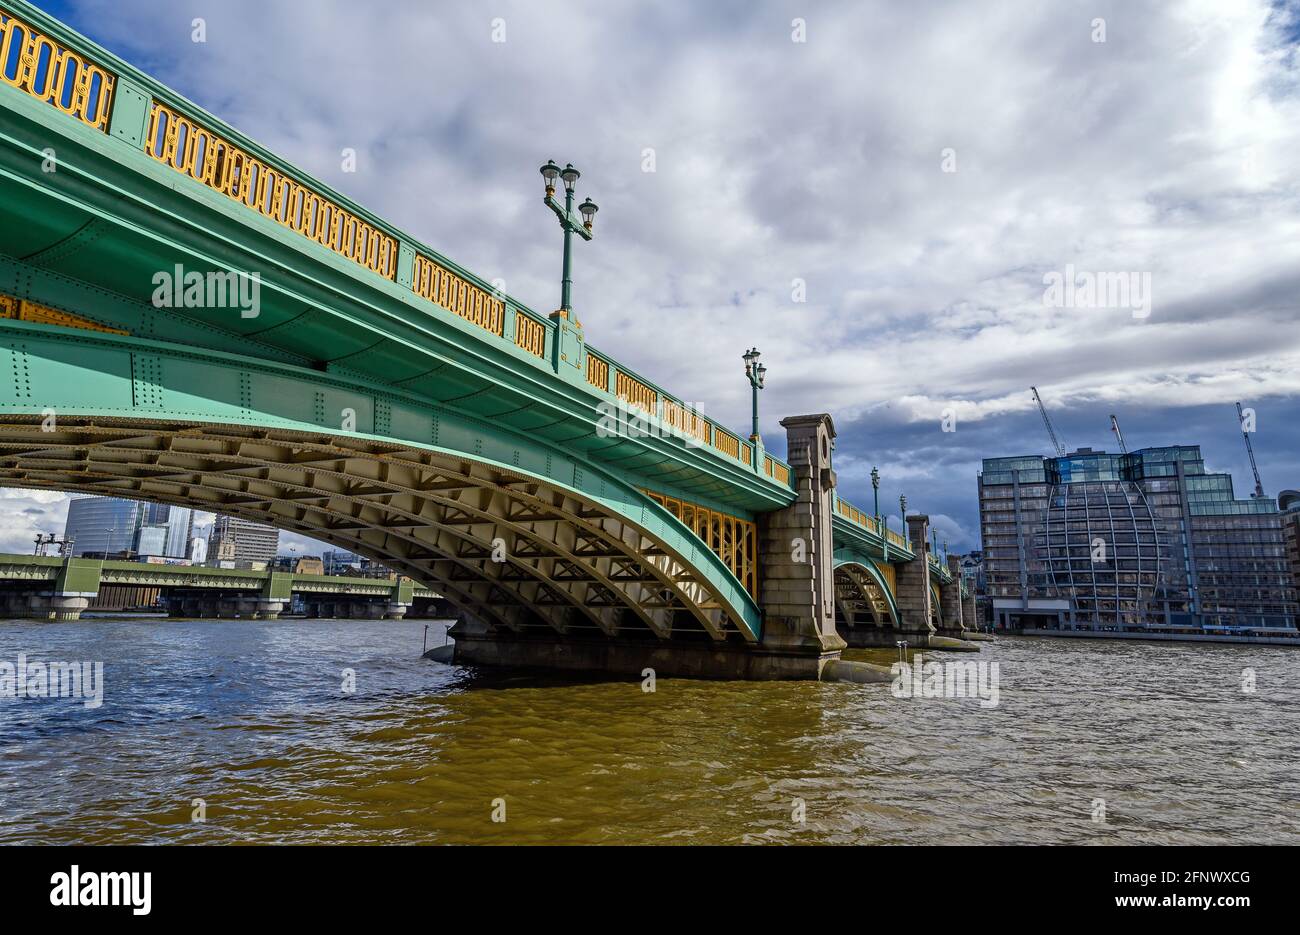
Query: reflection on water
1,617,1297,844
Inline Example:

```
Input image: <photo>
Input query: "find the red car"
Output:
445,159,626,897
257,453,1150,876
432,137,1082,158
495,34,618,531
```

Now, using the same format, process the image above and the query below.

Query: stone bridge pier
754,414,847,678
891,514,937,648
963,587,979,632
936,554,966,638
449,413,851,679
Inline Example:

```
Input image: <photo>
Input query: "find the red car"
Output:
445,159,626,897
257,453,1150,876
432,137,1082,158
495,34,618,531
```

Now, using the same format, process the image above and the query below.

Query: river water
0,616,1296,845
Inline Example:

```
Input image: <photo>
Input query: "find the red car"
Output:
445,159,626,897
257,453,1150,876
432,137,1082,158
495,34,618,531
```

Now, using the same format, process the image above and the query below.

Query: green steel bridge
0,1,974,677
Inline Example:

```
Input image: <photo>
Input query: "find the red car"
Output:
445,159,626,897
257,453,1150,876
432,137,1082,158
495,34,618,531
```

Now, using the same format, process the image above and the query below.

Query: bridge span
0,552,438,620
0,0,977,677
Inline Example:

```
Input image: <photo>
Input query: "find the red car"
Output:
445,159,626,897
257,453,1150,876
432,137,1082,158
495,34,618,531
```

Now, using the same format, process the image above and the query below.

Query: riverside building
978,446,1297,634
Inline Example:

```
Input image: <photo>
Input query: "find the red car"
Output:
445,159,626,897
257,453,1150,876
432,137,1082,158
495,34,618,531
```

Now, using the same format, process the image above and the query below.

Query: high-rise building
140,504,193,558
979,445,1297,634
1281,489,1300,593
63,496,143,557
189,537,208,563
207,515,279,564
135,524,169,557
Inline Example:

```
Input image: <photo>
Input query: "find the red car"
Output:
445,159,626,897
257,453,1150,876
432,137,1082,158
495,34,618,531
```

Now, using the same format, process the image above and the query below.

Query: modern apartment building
979,446,1297,634
1282,489,1300,593
207,515,280,565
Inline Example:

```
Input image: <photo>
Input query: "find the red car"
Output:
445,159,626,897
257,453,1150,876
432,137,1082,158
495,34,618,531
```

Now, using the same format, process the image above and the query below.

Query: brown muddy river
1,617,1296,844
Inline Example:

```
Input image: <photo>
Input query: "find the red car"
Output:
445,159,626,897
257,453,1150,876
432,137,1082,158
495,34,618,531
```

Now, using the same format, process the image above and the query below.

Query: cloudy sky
5,0,1300,555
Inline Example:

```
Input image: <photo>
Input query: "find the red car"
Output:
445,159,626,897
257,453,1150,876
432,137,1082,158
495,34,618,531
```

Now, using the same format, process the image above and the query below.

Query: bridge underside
0,415,757,646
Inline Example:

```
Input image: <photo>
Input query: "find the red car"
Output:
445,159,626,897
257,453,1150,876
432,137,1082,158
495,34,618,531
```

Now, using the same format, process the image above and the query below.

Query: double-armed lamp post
742,347,767,444
539,160,598,318
899,494,908,547
872,466,888,560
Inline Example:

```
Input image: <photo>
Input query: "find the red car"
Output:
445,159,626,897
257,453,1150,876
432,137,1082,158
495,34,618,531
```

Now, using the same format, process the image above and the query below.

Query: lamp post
899,495,907,547
742,348,766,443
872,467,887,560
539,159,598,318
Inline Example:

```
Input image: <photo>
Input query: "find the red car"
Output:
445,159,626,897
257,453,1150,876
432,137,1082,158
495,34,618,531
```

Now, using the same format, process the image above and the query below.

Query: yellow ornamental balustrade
0,7,115,131
411,254,506,340
712,428,741,460
764,456,790,486
615,372,657,415
586,354,610,391
662,399,709,446
513,313,546,359
644,490,757,599
142,101,397,279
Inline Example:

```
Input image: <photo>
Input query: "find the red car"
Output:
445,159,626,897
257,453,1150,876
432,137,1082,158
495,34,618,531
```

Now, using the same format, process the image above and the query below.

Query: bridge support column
893,515,936,647
25,594,90,621
253,599,284,619
383,602,410,620
964,588,979,632
937,554,964,637
447,416,851,680
753,414,846,677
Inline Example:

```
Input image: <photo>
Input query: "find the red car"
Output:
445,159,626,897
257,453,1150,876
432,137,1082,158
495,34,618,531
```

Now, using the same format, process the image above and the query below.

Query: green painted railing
831,493,914,559
0,0,794,491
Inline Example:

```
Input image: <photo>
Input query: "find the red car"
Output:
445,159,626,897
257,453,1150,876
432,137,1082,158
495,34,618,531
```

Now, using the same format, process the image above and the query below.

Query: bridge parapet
831,492,914,561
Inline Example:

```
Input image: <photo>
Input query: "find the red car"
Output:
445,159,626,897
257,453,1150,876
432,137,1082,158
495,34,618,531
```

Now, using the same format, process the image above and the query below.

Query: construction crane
1235,402,1266,499
1109,414,1128,454
1030,386,1067,457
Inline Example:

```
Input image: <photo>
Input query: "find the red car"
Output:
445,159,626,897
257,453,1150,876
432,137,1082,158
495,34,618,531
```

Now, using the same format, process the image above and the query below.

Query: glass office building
979,446,1297,633
63,496,144,557
63,497,193,559
139,504,194,558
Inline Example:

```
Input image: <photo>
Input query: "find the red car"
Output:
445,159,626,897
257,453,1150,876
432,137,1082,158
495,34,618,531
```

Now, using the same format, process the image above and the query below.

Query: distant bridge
0,552,436,619
0,1,976,677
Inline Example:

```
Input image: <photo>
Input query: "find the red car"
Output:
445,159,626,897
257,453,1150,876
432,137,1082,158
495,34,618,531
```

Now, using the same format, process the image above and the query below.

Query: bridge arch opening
833,561,900,636
0,416,760,644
